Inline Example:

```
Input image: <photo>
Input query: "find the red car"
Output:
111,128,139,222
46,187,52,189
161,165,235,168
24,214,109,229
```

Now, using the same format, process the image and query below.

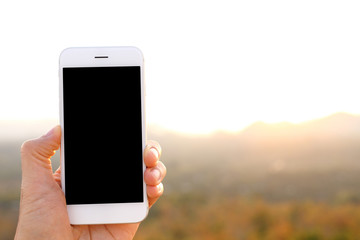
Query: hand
15,125,166,240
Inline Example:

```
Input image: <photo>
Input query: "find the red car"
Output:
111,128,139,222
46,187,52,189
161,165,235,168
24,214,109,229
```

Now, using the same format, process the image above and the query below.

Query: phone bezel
59,47,148,224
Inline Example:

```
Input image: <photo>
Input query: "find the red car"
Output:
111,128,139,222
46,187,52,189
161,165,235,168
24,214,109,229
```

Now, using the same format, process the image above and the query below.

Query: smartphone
59,47,148,224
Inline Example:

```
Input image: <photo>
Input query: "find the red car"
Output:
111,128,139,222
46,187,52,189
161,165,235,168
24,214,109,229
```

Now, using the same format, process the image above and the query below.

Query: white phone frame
59,47,148,225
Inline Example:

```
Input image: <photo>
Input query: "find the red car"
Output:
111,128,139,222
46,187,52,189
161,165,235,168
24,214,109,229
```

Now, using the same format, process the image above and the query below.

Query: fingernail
158,183,163,192
151,168,161,181
150,147,159,159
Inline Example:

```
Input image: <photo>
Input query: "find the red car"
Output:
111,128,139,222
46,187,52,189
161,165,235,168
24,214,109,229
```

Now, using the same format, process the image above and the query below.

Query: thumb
20,125,61,185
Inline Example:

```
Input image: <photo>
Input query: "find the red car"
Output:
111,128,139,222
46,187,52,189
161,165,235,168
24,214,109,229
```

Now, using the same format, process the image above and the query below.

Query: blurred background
1,0,360,239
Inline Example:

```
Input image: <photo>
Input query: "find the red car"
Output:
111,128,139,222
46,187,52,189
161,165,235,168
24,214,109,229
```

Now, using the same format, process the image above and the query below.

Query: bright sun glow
0,0,359,134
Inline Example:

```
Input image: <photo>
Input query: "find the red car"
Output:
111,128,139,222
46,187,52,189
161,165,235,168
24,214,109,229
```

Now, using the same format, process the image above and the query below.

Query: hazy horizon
2,109,360,239
1,111,359,140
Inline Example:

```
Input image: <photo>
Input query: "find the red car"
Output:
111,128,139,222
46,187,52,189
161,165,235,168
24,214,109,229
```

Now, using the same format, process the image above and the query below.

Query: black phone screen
62,66,144,205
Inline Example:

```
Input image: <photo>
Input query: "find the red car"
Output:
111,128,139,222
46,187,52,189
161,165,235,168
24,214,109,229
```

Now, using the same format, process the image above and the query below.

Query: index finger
144,140,162,167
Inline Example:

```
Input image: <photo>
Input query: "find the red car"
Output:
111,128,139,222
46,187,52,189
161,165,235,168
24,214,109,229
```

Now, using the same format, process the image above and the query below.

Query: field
136,196,360,240
1,113,360,239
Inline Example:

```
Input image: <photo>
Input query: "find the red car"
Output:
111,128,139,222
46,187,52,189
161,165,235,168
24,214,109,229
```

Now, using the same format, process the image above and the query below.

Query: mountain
149,112,360,165
241,112,360,139
147,112,360,201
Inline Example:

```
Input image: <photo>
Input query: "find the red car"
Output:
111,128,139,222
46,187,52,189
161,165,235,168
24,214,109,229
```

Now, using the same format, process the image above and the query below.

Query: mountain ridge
0,112,359,141
239,112,360,139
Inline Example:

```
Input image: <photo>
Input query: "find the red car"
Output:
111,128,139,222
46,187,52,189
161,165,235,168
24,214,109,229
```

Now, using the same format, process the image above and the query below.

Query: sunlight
0,0,359,136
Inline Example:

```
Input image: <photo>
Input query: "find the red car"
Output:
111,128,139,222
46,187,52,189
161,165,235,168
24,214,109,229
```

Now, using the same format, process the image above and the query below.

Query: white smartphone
59,47,148,225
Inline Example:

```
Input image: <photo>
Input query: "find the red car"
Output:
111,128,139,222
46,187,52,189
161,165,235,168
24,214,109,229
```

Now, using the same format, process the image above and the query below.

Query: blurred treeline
136,195,360,240
1,113,360,239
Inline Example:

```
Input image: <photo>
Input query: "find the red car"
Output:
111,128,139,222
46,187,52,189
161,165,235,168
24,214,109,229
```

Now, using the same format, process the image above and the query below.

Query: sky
0,0,359,134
